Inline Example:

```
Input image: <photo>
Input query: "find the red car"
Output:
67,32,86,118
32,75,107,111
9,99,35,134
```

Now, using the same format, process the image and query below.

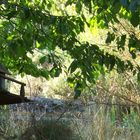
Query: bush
21,119,80,140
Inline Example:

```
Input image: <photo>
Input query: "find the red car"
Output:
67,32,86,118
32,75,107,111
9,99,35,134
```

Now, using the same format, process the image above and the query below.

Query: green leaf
67,77,75,88
54,68,62,77
106,32,115,44
39,56,47,64
74,82,82,99
6,10,17,19
131,52,136,59
117,34,126,50
23,6,30,18
36,41,41,48
126,60,133,70
68,60,78,73
7,35,15,41
97,7,103,14
65,0,75,6
109,56,116,70
137,71,140,85
113,1,121,13
130,12,140,27
50,67,62,77
76,0,82,13
41,70,50,80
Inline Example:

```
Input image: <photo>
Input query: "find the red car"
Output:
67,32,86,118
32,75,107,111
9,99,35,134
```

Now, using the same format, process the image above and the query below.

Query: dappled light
0,0,140,139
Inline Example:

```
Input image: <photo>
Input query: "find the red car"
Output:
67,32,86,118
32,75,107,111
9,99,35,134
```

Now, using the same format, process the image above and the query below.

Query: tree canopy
0,0,140,98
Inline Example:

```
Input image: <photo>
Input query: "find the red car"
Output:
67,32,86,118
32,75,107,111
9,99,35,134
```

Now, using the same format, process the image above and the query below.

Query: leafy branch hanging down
0,0,140,98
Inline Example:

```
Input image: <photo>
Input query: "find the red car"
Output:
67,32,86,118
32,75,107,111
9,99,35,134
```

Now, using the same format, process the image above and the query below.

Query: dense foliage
0,0,140,98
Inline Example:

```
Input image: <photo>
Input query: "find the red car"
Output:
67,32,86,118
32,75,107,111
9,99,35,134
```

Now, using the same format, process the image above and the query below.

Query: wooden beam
0,74,26,86
0,92,31,105
0,69,11,75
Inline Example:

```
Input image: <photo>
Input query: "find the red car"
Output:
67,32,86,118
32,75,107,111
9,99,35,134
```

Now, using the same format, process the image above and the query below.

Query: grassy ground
1,71,140,140
0,103,140,140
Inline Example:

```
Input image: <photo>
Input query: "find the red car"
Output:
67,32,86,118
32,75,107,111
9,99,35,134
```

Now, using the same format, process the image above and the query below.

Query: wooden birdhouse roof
0,64,32,105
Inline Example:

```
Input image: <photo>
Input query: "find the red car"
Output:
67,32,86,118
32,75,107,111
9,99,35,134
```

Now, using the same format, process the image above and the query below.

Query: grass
21,120,78,140
1,70,140,139
0,107,80,140
0,101,140,140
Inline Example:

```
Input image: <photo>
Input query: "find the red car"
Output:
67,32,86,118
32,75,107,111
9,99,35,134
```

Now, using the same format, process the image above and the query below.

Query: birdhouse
0,64,31,105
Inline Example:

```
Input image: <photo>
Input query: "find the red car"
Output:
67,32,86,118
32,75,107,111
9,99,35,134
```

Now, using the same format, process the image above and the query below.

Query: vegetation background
1,0,140,139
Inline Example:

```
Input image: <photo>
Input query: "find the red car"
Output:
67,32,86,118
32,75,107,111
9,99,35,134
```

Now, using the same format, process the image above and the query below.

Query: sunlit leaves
7,35,15,41
68,43,105,87
1,0,140,98
117,7,131,20
67,77,75,88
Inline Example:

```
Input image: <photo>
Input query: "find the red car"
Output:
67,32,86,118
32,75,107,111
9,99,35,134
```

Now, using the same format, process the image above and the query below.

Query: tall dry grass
1,70,140,139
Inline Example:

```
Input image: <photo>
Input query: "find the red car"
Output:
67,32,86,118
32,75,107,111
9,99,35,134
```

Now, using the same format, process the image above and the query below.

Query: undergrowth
1,71,140,140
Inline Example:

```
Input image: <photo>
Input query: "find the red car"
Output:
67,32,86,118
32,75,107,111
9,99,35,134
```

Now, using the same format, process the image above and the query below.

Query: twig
55,109,67,123
113,94,139,105
87,100,140,108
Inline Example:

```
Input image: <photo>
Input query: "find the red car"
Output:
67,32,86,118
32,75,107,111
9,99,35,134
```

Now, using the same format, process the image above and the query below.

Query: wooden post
0,73,26,97
20,84,25,97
